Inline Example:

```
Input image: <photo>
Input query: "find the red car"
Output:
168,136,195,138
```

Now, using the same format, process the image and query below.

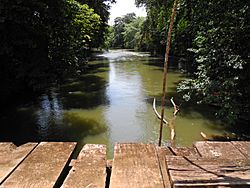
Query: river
0,50,226,158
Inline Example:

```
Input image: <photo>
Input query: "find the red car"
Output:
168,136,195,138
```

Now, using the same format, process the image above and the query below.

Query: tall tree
0,0,103,95
136,0,250,126
123,17,145,49
111,13,136,48
77,0,115,48
178,0,250,125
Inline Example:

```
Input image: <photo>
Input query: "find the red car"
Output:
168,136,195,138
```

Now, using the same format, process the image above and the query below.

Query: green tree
76,0,115,48
122,17,145,49
136,0,250,126
111,13,136,48
135,0,175,55
0,0,106,95
178,0,250,125
48,0,101,78
103,26,114,49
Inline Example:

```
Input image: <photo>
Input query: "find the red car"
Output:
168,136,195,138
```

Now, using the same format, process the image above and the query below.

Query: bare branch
168,119,176,142
153,97,179,145
169,98,180,144
171,127,175,140
170,97,180,117
153,98,168,124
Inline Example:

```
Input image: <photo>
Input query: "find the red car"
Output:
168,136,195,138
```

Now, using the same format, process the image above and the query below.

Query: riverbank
0,50,236,158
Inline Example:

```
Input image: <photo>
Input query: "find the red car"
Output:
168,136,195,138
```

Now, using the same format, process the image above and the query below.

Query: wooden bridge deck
0,141,249,187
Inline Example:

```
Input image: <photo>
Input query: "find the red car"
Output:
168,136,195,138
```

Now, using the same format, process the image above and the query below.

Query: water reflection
0,50,232,156
99,49,149,62
105,62,146,143
37,90,63,140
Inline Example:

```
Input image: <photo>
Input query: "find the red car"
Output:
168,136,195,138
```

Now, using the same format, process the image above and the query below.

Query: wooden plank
231,141,250,159
1,142,76,188
156,147,173,188
0,143,38,185
107,159,113,169
194,141,246,160
62,144,107,188
169,147,200,157
166,155,250,187
110,143,166,188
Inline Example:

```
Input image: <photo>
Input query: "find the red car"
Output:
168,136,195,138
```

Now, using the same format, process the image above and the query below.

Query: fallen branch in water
153,97,180,145
200,132,209,140
170,97,180,117
153,98,168,124
169,119,176,141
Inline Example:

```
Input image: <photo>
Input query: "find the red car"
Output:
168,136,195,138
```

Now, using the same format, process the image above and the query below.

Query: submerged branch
170,97,180,117
153,98,168,124
153,97,180,145
200,132,209,140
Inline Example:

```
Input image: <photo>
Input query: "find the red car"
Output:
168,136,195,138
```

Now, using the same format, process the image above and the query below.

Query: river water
0,50,226,157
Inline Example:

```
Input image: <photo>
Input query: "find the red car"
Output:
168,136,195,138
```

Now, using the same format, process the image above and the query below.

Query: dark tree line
0,0,114,97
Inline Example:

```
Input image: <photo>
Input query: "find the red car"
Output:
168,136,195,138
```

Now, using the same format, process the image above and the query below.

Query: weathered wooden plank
0,143,38,185
194,141,246,160
231,141,250,159
166,155,250,187
110,143,166,188
169,147,200,157
62,144,107,188
107,159,113,169
156,147,173,188
1,142,76,188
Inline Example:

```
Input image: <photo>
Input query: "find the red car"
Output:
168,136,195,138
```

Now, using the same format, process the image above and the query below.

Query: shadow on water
0,62,110,148
59,75,109,109
85,62,110,74
0,90,107,145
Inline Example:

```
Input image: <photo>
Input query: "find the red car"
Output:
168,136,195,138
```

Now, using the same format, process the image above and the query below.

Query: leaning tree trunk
158,0,179,146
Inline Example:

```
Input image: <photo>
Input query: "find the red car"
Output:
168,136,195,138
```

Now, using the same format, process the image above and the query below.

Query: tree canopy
0,0,113,95
135,0,249,126
177,0,250,125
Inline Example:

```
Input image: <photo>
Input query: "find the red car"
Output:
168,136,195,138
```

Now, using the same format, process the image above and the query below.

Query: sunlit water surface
0,50,226,158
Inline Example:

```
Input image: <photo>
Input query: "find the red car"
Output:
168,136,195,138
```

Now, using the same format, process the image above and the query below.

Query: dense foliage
0,0,113,95
132,0,249,125
107,13,146,50
78,0,115,48
108,13,132,48
177,0,250,125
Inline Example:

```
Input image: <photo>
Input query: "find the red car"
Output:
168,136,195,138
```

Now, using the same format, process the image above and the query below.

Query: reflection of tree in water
37,89,63,140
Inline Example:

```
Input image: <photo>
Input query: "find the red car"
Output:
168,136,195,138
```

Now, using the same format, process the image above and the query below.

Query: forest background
0,0,249,126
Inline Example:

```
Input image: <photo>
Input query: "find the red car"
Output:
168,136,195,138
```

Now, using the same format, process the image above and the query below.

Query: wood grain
167,155,250,187
62,144,107,188
110,143,166,188
231,141,250,158
0,142,76,188
169,147,200,157
194,141,246,160
156,147,172,188
0,143,38,185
